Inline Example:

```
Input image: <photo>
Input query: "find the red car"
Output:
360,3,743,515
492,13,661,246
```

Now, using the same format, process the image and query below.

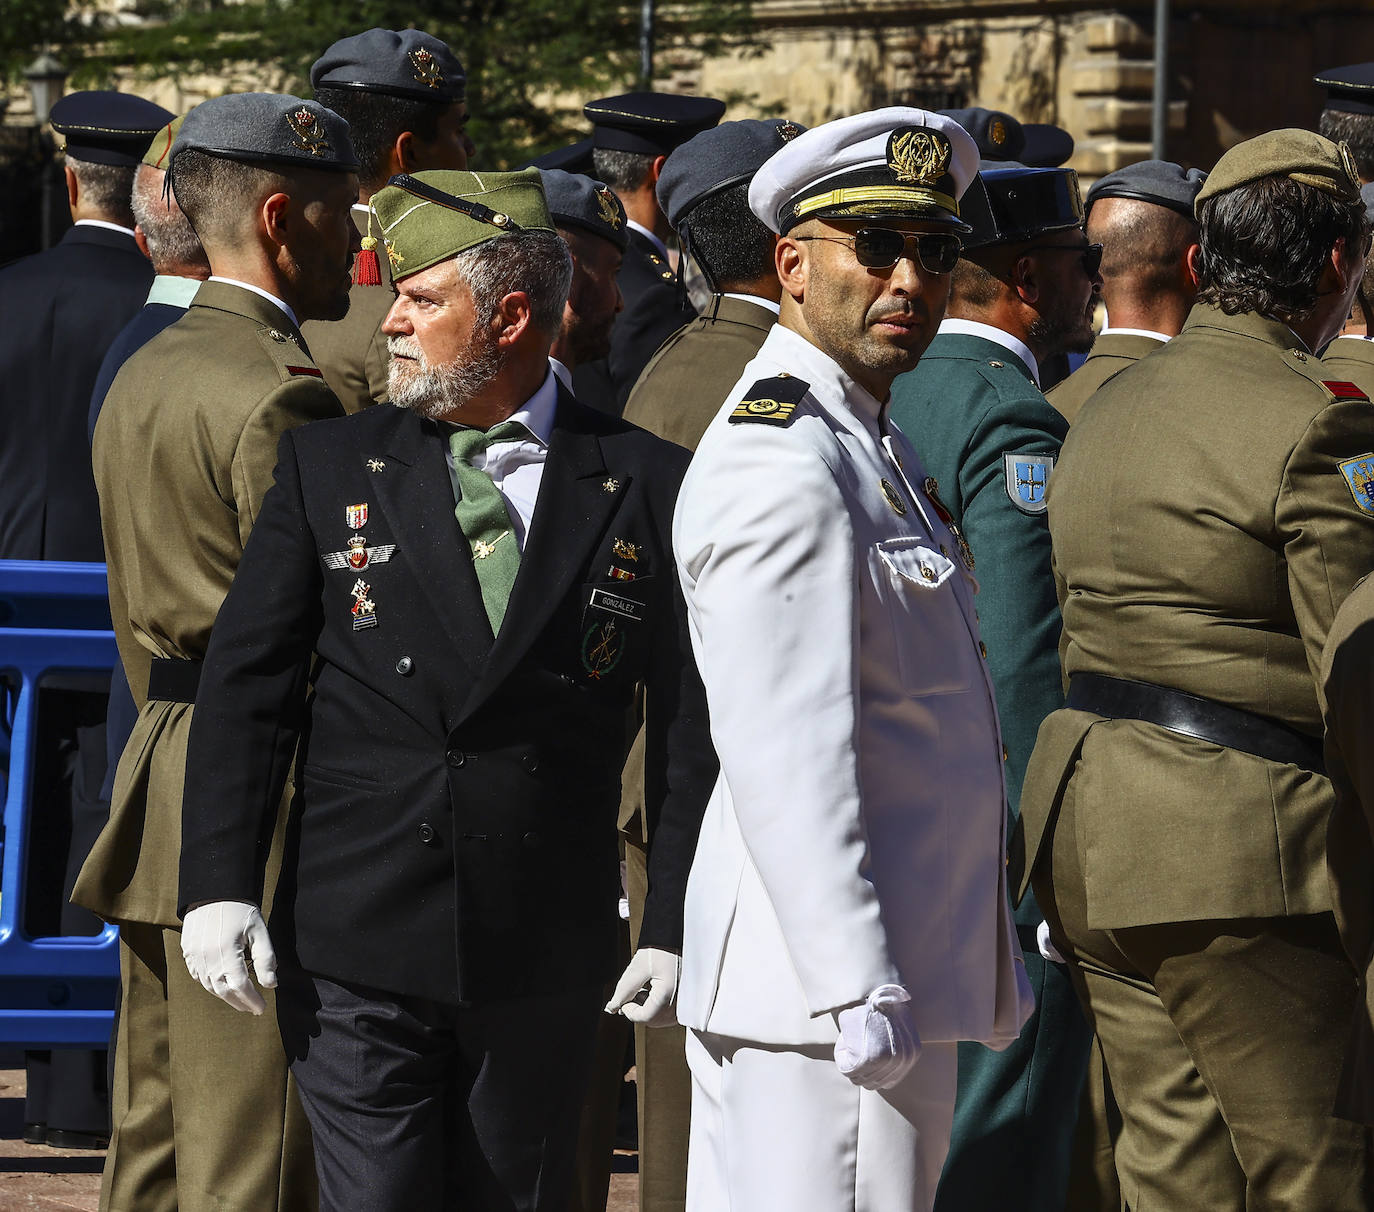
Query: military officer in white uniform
673,108,1035,1212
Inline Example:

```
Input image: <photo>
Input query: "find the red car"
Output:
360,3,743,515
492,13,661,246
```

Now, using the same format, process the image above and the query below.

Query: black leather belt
147,658,202,704
1066,673,1325,775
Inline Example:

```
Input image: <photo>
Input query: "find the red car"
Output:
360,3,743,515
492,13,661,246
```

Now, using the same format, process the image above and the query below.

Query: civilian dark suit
0,223,152,561
178,387,714,1210
573,229,695,415
88,300,189,442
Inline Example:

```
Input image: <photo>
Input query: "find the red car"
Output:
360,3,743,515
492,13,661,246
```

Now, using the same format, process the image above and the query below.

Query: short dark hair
1090,199,1196,301
66,155,137,229
680,182,774,291
950,255,1004,309
1195,175,1369,322
313,85,447,193
592,148,655,195
1320,110,1374,181
171,149,291,246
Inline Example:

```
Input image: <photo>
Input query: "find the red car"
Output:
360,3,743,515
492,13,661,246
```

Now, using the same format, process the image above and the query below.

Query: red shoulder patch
1322,380,1369,399
286,365,324,379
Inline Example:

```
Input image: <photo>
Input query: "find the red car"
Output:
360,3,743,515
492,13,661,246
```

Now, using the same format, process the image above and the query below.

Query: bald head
1086,195,1199,336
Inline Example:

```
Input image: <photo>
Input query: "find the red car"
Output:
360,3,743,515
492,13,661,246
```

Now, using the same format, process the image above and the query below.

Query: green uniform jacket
301,209,394,415
1046,331,1164,425
1320,572,1374,1123
74,282,343,926
890,330,1089,1212
1016,303,1374,930
1323,335,1374,401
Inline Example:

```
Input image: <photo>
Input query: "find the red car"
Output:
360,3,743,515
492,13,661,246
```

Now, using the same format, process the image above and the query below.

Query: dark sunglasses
796,228,964,274
1019,241,1104,277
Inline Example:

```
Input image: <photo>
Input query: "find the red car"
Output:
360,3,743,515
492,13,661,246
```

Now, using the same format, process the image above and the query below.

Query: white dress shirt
626,219,669,261
444,366,559,551
207,276,298,328
75,218,138,240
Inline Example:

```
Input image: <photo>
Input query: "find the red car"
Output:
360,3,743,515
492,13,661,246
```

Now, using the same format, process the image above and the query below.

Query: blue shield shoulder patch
1003,452,1054,515
1339,454,1374,516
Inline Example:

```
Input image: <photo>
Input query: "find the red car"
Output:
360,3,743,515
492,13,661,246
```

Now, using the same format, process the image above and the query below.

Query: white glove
834,983,922,1090
181,900,278,1016
605,947,681,1027
1037,919,1066,964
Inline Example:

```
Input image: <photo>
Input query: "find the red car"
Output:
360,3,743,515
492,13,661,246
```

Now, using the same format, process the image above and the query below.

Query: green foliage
34,0,755,167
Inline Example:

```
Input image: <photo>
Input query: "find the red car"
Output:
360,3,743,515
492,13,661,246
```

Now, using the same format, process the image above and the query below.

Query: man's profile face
788,217,953,397
415,101,476,171
1023,229,1102,357
382,258,502,418
288,169,361,322
560,228,623,365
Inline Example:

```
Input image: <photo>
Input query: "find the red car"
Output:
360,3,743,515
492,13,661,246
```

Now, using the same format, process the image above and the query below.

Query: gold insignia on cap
888,128,952,185
383,237,404,273
1339,141,1360,188
990,120,1007,146
409,48,443,89
287,107,330,157
595,187,623,229
778,121,801,142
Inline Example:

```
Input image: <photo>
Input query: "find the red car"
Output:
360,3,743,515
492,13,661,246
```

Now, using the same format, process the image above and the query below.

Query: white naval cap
748,106,979,236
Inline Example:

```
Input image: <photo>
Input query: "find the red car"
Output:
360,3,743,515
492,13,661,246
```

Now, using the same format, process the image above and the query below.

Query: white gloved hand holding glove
834,983,922,1090
604,947,681,1027
181,900,278,1016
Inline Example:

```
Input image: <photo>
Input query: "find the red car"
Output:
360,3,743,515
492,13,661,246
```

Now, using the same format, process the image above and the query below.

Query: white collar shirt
207,275,299,328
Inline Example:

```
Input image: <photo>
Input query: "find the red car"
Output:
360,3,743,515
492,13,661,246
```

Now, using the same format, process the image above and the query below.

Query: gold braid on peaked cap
370,168,556,280
747,107,980,236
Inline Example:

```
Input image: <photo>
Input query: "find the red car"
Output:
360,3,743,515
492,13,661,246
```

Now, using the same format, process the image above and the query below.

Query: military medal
923,477,976,570
879,478,907,517
350,578,377,630
473,531,510,560
607,566,636,582
324,536,395,571
612,537,639,562
346,503,368,530
581,619,624,680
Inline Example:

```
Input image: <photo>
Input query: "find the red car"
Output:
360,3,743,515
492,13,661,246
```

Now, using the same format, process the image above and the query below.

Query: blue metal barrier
0,560,119,1048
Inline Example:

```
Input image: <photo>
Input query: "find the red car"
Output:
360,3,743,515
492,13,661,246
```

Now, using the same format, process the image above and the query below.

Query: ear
776,234,806,302
134,226,152,262
492,290,535,347
393,129,416,175
1318,235,1353,297
64,165,79,212
646,154,668,190
1183,242,1201,289
261,192,291,251
1011,252,1040,306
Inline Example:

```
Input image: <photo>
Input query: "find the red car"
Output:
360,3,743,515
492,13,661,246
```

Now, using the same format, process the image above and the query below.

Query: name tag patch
588,588,644,621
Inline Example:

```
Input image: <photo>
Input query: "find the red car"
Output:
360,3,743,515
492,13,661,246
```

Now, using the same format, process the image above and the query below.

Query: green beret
369,168,555,280
1195,128,1361,214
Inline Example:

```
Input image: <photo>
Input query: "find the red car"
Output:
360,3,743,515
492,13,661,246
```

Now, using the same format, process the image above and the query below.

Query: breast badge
323,536,396,571
612,537,640,562
880,478,907,517
350,579,377,631
581,620,623,680
346,503,368,530
367,459,386,473
1003,452,1054,516
923,477,976,570
1339,454,1374,516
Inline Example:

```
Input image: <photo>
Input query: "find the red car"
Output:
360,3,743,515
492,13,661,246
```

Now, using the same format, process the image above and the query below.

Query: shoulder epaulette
729,374,810,426
256,325,327,383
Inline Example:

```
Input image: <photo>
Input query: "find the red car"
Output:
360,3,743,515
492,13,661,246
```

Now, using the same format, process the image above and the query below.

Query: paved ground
0,1065,639,1210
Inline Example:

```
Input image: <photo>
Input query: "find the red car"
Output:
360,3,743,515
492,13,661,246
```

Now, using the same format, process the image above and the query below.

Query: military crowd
6,21,1374,1212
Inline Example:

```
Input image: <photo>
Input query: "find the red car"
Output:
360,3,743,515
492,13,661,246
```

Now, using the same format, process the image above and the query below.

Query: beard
1028,294,1097,358
386,328,502,419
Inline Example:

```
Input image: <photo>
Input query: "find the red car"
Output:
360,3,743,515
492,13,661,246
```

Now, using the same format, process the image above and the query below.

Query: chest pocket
874,538,974,697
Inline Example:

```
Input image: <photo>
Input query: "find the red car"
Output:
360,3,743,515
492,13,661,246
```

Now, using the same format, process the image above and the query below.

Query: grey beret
538,168,629,252
170,93,358,174
1086,160,1207,219
311,28,466,105
657,118,806,229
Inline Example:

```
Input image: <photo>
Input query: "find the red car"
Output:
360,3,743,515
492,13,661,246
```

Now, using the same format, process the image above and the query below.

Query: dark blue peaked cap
50,91,175,167
584,92,725,157
1316,64,1374,116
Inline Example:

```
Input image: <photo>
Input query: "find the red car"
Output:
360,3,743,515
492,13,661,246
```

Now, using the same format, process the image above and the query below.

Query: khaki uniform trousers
1035,775,1372,1212
101,921,317,1212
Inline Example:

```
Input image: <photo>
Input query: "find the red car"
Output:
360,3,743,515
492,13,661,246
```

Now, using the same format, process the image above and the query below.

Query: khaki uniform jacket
301,209,394,415
1014,304,1374,929
1045,331,1164,425
74,281,343,926
1322,335,1374,401
1320,572,1374,1122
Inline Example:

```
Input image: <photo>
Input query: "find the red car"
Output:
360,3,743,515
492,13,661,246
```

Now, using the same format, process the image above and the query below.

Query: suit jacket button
523,831,542,848
418,822,437,844
446,749,465,768
396,656,413,675
522,754,539,775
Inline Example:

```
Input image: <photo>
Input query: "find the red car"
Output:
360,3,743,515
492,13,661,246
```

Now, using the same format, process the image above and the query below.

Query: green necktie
448,421,528,637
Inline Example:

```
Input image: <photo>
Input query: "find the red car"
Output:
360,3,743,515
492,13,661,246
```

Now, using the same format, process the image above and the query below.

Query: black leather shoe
45,1128,109,1150
21,1121,47,1145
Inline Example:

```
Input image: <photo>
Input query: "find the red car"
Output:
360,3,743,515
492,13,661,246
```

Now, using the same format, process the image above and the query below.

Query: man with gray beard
175,168,714,1209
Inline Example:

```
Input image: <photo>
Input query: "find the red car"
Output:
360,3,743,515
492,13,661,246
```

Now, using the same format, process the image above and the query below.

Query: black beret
311,28,466,105
1085,159,1207,219
538,168,629,252
50,91,176,167
584,92,726,158
656,118,806,229
1021,123,1075,168
170,93,358,175
959,164,1084,250
940,108,1027,162
1316,64,1374,116
525,138,596,174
